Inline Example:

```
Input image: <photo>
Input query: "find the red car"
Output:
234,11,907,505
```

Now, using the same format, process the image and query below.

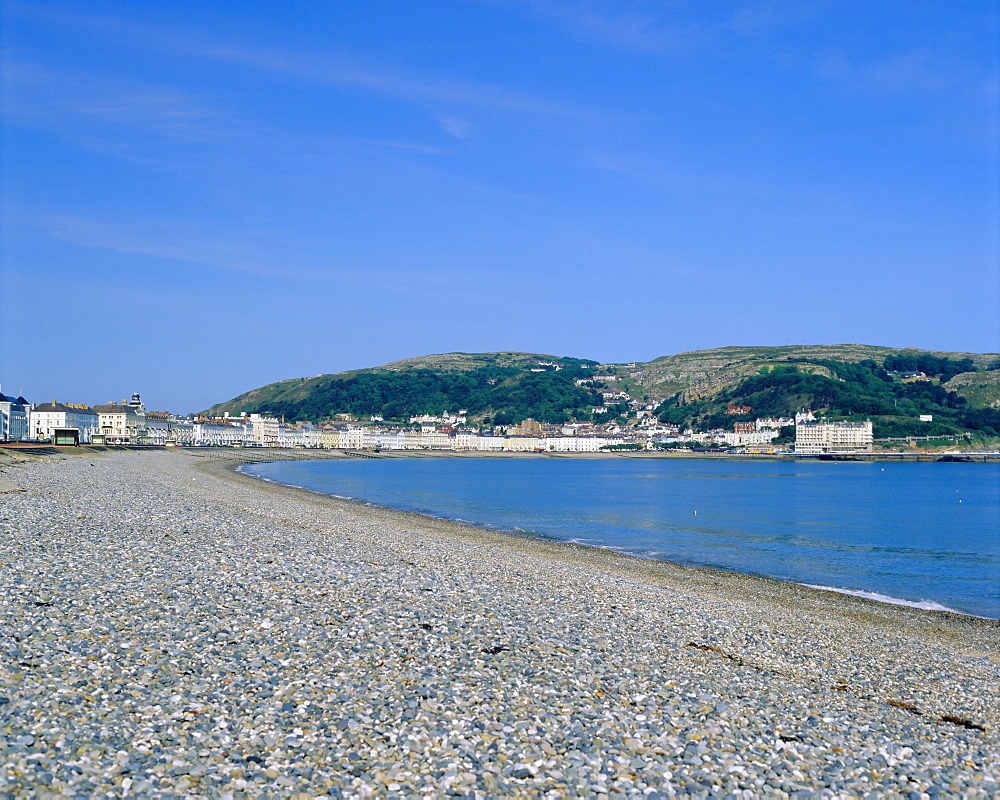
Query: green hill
654,355,1000,439
205,345,1000,435
207,354,604,426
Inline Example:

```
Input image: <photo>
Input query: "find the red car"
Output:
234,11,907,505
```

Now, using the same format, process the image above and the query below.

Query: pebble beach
1,449,998,798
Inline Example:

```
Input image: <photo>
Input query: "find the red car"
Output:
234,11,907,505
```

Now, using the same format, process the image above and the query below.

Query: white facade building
0,393,31,441
795,420,873,454
94,395,148,444
248,414,283,446
720,430,780,447
544,436,609,452
192,421,251,447
30,401,99,443
145,412,195,445
504,436,543,452
755,417,794,430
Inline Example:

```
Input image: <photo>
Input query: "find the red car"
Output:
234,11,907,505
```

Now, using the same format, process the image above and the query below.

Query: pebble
0,449,997,797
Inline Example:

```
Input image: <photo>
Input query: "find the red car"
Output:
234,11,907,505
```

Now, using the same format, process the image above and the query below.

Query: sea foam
800,584,974,616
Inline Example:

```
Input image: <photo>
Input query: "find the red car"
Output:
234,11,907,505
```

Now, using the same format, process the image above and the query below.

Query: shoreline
232,454,996,623
5,442,999,465
2,449,997,796
207,453,1000,648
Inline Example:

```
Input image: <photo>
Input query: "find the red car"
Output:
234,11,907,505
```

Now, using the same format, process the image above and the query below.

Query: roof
32,402,97,415
93,404,135,414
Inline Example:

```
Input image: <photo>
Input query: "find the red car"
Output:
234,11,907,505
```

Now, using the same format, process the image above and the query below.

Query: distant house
509,418,544,436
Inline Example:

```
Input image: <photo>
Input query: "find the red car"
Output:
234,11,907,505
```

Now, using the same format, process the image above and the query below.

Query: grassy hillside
205,345,1000,433
944,369,1000,409
206,354,602,424
655,358,1000,438
631,344,996,401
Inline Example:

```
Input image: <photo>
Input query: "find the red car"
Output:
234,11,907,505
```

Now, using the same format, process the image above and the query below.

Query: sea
240,457,1000,620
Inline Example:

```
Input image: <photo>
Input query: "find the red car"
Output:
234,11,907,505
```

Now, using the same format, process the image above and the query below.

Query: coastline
2,449,997,796
233,454,995,622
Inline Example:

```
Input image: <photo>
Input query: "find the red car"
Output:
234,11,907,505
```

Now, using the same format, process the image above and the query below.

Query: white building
720,430,780,447
295,424,324,448
453,432,480,451
418,431,453,450
755,417,794,430
248,414,283,446
94,394,148,444
340,426,369,449
504,436,543,452
145,412,195,445
30,401,99,443
192,420,251,447
544,436,610,452
376,432,408,450
0,393,31,441
795,420,873,454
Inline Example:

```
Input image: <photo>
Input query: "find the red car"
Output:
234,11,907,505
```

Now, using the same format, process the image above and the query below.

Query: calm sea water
242,457,1000,619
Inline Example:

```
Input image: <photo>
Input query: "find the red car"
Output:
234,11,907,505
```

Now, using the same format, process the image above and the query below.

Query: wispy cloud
194,42,601,123
7,2,600,122
29,213,512,305
582,150,812,205
817,48,968,94
437,115,474,139
505,0,702,55
3,59,262,166
363,140,454,156
497,0,816,56
7,62,206,135
36,214,296,279
726,0,822,38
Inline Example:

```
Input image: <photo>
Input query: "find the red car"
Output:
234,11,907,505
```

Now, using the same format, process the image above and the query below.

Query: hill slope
205,345,1000,434
631,344,996,401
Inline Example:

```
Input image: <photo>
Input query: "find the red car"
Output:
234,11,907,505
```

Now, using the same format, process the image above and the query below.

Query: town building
319,426,342,449
755,417,794,430
504,436,543,452
192,420,250,447
247,414,283,446
0,393,31,441
94,394,148,444
795,420,873,454
30,401,99,444
720,430,780,447
508,418,544,437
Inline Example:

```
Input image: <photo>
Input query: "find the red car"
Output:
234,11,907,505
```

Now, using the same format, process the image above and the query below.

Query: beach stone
0,449,997,797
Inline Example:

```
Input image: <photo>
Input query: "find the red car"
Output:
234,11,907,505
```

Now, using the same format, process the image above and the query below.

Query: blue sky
3,1,998,413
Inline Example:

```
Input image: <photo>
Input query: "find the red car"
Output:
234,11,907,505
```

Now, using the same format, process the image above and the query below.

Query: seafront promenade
1,448,997,797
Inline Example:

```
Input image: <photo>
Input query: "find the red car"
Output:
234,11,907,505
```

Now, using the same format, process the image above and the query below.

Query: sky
2,1,999,413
